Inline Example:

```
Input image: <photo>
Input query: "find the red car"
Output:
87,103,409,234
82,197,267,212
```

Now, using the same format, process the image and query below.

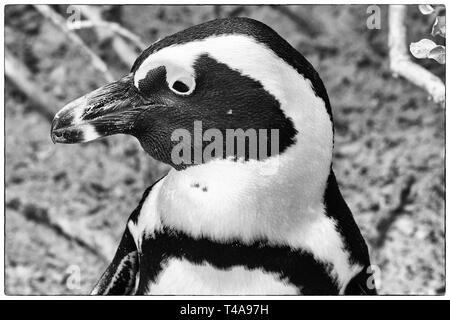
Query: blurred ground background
4,5,445,295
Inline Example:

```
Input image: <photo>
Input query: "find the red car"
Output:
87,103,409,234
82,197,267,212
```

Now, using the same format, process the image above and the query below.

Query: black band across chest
137,227,340,295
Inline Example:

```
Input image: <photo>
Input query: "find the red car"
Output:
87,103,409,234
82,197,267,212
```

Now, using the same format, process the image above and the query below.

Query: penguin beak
51,74,144,144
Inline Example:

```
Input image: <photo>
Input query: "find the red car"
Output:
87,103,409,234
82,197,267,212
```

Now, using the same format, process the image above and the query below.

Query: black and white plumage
51,17,376,295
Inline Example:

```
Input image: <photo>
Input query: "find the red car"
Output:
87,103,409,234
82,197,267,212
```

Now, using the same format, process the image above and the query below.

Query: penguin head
51,17,333,171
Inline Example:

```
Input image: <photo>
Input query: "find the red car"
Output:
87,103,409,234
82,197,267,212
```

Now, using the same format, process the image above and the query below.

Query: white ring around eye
169,75,196,96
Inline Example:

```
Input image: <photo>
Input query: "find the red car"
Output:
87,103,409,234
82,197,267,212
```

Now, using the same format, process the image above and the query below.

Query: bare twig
373,175,416,248
69,4,146,50
68,20,146,51
74,5,144,67
33,5,114,82
389,5,445,105
5,48,56,121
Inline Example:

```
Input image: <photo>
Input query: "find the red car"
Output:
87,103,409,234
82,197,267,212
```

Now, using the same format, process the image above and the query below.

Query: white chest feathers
128,163,363,294
147,258,298,295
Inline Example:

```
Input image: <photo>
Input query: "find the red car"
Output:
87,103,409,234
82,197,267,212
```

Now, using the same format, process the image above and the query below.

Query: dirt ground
4,5,445,295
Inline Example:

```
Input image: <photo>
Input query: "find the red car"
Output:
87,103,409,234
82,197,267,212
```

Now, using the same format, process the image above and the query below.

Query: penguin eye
169,76,195,96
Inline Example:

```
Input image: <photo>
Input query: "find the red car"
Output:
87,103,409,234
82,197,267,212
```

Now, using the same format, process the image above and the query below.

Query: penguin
50,17,376,295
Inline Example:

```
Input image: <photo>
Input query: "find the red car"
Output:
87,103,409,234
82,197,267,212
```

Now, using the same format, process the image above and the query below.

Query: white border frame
0,0,448,300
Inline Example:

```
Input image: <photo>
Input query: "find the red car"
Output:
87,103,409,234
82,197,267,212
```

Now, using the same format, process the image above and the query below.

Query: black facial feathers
138,66,167,94
132,54,297,167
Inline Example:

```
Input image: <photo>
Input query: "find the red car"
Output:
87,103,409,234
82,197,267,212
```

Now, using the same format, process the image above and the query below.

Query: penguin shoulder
127,176,166,250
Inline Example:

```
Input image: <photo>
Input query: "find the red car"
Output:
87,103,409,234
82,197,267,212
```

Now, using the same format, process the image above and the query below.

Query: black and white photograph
1,2,446,301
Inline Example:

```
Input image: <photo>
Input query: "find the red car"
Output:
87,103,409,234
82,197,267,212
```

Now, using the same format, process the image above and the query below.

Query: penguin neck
156,141,333,244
